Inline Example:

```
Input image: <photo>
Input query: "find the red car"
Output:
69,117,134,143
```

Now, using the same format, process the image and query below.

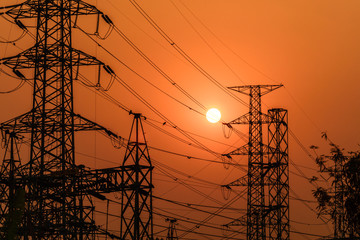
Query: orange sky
0,0,360,239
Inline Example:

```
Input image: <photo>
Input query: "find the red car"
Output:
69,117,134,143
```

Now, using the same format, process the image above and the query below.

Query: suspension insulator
101,14,113,25
103,65,114,75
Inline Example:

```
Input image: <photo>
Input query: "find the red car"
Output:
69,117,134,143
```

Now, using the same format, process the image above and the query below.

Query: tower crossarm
226,143,275,156
13,165,126,196
222,175,248,188
2,0,103,19
223,161,282,188
79,166,127,194
228,84,283,97
224,214,247,227
95,226,122,239
0,111,122,142
1,46,104,70
228,112,272,125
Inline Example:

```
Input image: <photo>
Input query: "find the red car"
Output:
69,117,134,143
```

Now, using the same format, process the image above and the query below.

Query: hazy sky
0,0,360,239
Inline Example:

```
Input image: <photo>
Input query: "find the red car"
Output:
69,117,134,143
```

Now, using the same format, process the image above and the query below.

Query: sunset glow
0,0,359,239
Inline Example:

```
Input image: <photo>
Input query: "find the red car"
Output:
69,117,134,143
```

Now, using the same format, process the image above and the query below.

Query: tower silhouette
0,1,127,238
121,113,153,239
166,218,178,240
223,85,289,240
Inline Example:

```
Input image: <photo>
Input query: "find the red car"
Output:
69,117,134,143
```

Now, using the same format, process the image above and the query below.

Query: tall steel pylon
0,0,125,239
223,85,289,240
267,108,289,240
121,113,153,240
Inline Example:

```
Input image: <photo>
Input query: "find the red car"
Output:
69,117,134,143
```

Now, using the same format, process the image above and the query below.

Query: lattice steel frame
227,85,282,240
121,113,153,240
0,0,111,239
166,218,178,240
0,131,24,239
267,108,289,240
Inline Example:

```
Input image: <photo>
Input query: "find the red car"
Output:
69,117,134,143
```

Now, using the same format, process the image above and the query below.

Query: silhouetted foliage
311,140,360,237
343,153,360,235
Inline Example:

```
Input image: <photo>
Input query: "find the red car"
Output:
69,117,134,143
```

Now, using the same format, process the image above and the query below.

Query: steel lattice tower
267,108,289,240
0,0,125,239
223,85,283,240
166,218,178,240
121,113,153,240
0,131,25,239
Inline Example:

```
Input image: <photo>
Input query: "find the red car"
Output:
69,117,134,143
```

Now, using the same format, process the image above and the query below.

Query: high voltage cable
145,117,240,148
79,148,234,199
143,120,209,151
111,72,227,159
183,0,329,183
290,187,330,224
176,0,279,86
150,145,245,167
8,8,330,237
76,24,249,140
153,211,244,236
77,73,206,151
153,194,243,223
154,159,221,187
0,4,332,239
169,0,247,85
100,197,245,239
64,73,247,170
168,0,327,168
111,24,207,111
178,187,247,238
75,24,206,116
107,196,244,227
175,0,323,141
103,0,189,66
77,71,227,162
155,162,228,206
154,168,218,190
128,0,249,108
76,73,130,112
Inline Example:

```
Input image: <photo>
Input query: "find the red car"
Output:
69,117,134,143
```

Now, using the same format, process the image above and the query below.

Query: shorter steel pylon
121,113,153,240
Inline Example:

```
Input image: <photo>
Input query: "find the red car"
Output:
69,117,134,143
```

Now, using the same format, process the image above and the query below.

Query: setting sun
206,108,221,123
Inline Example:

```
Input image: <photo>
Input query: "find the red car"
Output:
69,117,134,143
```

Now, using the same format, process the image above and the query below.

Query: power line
169,0,246,85
128,0,249,108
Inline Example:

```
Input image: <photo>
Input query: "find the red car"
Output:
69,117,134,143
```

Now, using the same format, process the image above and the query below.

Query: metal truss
121,113,153,240
267,108,289,240
0,0,125,239
224,85,287,240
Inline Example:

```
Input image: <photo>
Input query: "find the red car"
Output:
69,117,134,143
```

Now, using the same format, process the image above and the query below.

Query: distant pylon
166,218,178,240
121,113,153,239
0,131,24,239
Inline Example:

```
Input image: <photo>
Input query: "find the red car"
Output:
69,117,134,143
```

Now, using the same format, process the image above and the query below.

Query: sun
206,108,221,123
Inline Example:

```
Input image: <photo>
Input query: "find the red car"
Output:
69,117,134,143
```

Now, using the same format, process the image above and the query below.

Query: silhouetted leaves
311,142,360,237
313,187,331,216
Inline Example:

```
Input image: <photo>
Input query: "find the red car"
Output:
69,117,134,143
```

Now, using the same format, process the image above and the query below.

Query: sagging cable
221,185,231,200
95,14,114,40
222,122,233,139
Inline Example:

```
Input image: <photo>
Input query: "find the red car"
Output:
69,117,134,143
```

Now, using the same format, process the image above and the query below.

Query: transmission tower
166,218,178,240
121,113,153,240
0,130,25,239
267,108,289,240
222,85,289,240
0,1,126,239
